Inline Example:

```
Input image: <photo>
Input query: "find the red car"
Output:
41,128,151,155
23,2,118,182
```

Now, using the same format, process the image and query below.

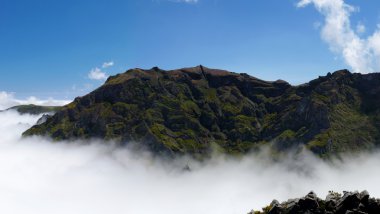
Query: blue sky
0,0,380,100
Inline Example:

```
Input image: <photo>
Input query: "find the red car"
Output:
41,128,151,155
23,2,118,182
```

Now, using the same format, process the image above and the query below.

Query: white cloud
0,91,70,111
0,92,18,110
356,22,366,34
102,61,114,68
88,67,108,81
21,96,70,107
1,111,380,213
88,61,115,81
297,0,380,73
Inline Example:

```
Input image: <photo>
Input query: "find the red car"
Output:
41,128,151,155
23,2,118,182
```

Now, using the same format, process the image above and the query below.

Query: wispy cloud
297,0,380,73
102,61,114,69
88,61,115,81
356,22,366,34
0,92,17,110
88,67,108,81
172,0,198,4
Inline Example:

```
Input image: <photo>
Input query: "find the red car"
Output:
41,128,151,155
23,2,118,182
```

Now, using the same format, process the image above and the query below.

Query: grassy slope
23,67,380,157
7,104,62,115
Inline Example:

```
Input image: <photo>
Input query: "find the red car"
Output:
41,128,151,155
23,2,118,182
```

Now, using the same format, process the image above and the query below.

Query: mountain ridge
23,66,380,157
2,104,62,115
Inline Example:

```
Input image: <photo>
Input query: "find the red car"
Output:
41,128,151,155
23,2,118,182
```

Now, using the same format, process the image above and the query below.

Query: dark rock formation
22,66,380,156
249,191,380,214
36,114,52,125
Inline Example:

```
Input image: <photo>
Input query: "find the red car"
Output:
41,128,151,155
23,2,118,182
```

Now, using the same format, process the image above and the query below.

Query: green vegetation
22,66,380,157
7,104,62,115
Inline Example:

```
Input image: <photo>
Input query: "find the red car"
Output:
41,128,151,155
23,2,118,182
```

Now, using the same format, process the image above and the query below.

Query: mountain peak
331,69,352,78
23,66,380,157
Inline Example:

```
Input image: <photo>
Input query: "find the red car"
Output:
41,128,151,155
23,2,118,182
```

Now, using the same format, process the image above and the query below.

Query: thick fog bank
1,110,380,214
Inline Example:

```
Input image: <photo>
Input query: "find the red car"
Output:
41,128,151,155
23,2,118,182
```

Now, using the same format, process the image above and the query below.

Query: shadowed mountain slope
23,66,380,156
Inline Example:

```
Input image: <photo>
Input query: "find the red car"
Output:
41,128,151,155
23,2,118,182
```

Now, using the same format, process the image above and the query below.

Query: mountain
23,66,380,156
5,104,62,115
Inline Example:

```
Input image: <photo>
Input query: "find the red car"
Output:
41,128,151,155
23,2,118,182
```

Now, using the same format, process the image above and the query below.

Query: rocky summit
249,191,380,214
23,66,380,156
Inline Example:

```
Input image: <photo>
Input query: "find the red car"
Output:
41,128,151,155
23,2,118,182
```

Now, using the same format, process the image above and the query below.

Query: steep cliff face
23,66,380,156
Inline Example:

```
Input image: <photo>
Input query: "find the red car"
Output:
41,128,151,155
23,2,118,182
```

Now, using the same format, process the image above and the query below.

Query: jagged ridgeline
23,66,380,156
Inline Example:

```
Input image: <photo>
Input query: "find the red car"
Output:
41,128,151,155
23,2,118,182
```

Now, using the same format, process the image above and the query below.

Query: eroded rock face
22,66,380,156
249,191,380,214
36,114,52,125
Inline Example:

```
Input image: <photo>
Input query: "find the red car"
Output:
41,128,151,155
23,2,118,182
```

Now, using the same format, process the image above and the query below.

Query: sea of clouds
1,95,380,214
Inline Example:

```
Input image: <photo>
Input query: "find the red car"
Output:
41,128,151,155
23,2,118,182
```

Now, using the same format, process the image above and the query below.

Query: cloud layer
0,91,70,111
0,98,380,214
298,0,380,73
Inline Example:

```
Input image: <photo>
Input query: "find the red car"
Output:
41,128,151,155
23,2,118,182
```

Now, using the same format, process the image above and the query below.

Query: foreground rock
249,191,380,214
23,66,380,156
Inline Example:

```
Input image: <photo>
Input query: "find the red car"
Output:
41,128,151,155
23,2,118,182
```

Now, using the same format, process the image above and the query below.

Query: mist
0,91,70,110
1,110,380,214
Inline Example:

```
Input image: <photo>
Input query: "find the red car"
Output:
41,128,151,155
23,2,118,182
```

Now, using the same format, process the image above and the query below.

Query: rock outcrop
249,191,380,214
22,66,380,156
36,114,52,125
